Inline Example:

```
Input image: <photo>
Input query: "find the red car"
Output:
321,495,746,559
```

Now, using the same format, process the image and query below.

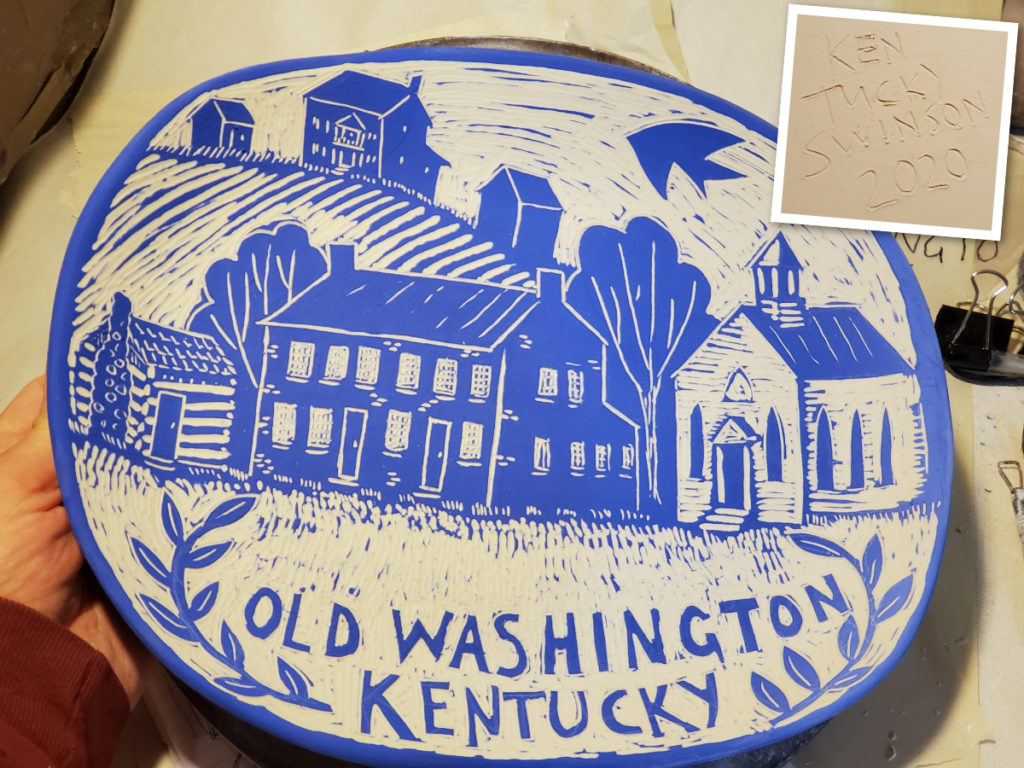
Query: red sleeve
0,597,130,768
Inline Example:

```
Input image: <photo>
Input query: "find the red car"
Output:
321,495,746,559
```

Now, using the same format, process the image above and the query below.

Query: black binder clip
933,270,1024,382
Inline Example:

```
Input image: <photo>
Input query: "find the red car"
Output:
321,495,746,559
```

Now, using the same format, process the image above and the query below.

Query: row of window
815,408,894,491
286,341,493,399
686,405,895,489
286,341,588,403
756,264,797,297
270,399,635,476
532,437,635,474
270,401,487,462
537,366,585,403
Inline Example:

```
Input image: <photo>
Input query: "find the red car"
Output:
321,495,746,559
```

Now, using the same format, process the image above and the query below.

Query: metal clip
934,270,1024,381
997,460,1024,547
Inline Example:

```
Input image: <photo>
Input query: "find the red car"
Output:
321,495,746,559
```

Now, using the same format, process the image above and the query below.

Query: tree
567,216,716,515
191,222,328,386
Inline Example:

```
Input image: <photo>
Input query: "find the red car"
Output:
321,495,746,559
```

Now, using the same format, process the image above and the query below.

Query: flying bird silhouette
627,122,745,198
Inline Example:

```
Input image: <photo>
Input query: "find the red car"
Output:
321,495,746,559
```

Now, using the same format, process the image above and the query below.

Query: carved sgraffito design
52,54,949,764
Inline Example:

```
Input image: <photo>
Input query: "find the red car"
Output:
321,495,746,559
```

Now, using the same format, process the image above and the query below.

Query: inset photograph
772,5,1016,240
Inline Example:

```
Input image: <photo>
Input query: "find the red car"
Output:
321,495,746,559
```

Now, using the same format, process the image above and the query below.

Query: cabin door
150,392,185,462
421,418,451,492
337,408,368,480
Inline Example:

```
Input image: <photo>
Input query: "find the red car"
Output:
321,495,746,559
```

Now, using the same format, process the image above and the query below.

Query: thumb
0,411,60,507
0,376,47,455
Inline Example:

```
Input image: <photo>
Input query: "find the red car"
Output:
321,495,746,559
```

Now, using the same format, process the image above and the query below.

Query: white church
672,232,927,532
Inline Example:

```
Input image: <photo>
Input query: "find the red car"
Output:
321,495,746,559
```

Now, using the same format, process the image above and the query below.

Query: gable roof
711,416,758,443
305,71,415,116
737,305,911,379
334,112,366,130
749,231,800,269
128,318,236,378
203,98,253,126
487,167,562,210
262,269,538,351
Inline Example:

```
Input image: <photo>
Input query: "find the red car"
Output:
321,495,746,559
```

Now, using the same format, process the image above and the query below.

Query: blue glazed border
46,45,953,767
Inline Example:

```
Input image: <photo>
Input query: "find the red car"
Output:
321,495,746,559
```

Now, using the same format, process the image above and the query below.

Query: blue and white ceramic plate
49,47,951,767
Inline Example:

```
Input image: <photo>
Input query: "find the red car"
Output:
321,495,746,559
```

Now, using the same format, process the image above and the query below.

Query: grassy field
72,439,941,758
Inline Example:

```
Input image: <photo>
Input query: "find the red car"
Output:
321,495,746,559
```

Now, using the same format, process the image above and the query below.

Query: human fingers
0,406,59,505
0,407,83,621
70,573,154,706
0,376,46,456
0,507,84,622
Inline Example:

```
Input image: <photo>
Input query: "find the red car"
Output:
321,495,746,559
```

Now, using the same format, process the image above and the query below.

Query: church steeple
752,232,805,326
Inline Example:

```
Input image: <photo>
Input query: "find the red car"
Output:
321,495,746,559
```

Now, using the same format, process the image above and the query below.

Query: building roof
737,305,911,379
305,71,415,116
748,231,800,269
128,318,237,377
489,167,562,210
204,98,254,126
262,269,538,350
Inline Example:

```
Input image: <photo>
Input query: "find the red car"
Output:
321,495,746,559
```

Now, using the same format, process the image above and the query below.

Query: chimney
536,268,564,302
111,291,131,315
408,75,422,93
329,243,356,276
109,292,132,331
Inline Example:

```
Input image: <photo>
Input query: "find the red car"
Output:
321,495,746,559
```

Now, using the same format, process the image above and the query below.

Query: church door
715,442,751,510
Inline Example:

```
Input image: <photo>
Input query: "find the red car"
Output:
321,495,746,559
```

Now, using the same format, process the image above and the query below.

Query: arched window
849,411,864,489
765,408,784,481
815,409,834,491
879,410,894,486
689,406,704,479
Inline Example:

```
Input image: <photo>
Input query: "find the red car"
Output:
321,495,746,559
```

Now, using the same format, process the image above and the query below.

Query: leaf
303,697,334,713
750,672,790,713
221,622,245,668
131,538,170,586
861,535,883,589
161,495,184,544
188,541,231,568
278,658,309,700
876,575,914,622
783,647,821,691
189,583,219,620
790,533,847,559
140,595,191,640
214,676,267,696
838,615,860,661
205,496,257,530
832,667,872,687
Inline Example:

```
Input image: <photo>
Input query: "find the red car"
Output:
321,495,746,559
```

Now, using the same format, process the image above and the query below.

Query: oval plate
49,47,951,766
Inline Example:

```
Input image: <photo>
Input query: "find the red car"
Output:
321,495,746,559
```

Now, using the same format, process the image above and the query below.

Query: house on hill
477,167,564,274
301,71,447,199
253,244,638,515
672,232,926,532
189,98,254,153
72,293,241,468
